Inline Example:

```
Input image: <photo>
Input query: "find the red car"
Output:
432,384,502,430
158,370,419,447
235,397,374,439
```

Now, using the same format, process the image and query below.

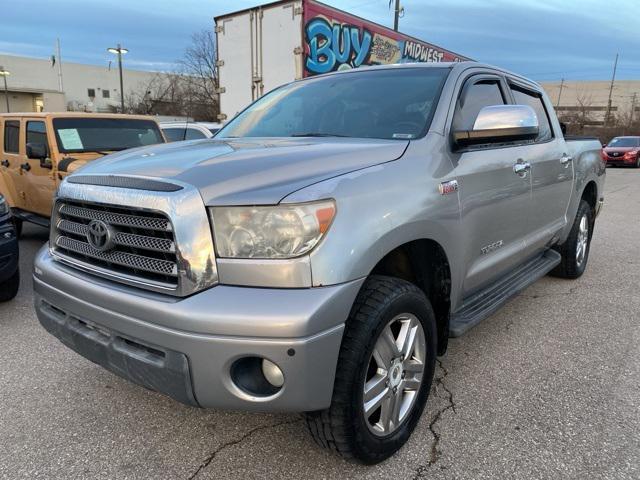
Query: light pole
107,44,128,112
0,66,10,113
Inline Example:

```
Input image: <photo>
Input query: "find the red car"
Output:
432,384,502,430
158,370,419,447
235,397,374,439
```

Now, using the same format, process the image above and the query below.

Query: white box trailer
215,0,470,121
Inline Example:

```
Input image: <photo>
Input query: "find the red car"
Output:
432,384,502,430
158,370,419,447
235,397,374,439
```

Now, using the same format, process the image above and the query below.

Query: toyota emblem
87,220,114,252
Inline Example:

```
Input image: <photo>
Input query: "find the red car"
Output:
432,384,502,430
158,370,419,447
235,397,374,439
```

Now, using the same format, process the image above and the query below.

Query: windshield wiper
291,132,350,138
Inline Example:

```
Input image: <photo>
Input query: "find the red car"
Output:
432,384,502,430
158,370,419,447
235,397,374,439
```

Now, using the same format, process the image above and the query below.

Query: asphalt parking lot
0,168,638,480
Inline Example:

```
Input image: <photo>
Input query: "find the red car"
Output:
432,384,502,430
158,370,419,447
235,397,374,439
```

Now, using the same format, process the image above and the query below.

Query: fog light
261,359,284,387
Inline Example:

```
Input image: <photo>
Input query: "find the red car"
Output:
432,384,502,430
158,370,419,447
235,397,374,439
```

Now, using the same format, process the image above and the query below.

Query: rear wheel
635,155,640,168
304,275,437,464
552,199,593,279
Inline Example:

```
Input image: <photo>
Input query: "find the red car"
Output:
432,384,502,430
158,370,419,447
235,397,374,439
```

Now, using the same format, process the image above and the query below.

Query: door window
3,120,19,154
453,79,505,132
163,128,187,142
509,85,553,142
26,121,48,146
185,128,207,140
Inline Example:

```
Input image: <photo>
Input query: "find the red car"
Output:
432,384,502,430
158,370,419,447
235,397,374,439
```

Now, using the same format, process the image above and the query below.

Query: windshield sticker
392,133,415,139
58,129,84,150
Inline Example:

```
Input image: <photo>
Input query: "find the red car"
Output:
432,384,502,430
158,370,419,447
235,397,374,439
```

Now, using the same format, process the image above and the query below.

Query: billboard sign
303,0,471,77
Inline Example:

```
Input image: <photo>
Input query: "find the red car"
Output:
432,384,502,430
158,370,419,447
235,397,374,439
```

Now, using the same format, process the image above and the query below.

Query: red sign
303,0,471,77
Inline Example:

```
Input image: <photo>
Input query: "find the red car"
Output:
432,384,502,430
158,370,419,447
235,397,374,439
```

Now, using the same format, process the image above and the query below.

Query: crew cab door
506,80,574,253
447,74,532,295
23,119,56,217
2,118,28,211
4,118,56,217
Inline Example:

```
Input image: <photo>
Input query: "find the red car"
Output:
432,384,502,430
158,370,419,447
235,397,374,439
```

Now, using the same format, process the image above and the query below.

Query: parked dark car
602,136,640,167
0,194,19,301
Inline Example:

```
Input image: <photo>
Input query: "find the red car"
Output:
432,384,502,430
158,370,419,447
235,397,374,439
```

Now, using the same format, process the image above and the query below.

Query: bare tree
120,30,219,121
178,30,219,117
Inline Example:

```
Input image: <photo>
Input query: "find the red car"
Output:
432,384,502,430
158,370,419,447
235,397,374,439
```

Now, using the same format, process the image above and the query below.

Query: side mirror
453,105,539,148
26,142,52,169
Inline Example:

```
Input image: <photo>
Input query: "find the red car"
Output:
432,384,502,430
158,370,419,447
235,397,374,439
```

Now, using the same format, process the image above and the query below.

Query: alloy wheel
362,313,426,436
575,214,589,267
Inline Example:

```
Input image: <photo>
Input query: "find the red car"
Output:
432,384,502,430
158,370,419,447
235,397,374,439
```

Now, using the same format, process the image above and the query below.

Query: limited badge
438,180,459,195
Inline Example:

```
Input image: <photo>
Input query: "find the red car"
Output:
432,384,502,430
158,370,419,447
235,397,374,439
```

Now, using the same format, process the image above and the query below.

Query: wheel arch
581,180,598,219
368,238,453,356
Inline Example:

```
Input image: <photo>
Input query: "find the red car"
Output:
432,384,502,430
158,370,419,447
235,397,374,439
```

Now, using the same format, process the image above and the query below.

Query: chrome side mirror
453,104,539,148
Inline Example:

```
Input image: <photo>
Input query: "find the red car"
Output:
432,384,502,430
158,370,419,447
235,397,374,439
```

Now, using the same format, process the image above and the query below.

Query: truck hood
73,137,409,204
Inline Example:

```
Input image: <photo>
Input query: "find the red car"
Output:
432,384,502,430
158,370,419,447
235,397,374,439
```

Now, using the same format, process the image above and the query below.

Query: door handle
513,161,531,177
560,154,573,167
20,162,31,172
0,159,8,168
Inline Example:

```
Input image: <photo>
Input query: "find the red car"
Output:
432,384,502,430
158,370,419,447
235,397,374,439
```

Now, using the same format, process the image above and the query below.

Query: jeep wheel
0,268,19,302
552,199,593,279
304,275,437,464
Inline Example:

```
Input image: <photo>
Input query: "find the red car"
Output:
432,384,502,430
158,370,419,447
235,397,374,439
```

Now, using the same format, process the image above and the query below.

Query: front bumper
0,219,18,283
606,157,635,166
33,246,363,411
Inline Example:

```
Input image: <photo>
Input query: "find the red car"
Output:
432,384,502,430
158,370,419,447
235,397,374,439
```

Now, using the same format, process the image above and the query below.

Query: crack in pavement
412,358,457,479
187,417,302,479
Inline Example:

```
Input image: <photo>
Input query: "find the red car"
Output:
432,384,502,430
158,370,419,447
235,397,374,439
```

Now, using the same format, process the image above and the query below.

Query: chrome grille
59,204,171,231
52,200,178,288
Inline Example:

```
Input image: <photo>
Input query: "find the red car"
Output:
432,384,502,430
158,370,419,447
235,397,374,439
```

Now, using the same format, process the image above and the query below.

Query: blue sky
2,0,640,81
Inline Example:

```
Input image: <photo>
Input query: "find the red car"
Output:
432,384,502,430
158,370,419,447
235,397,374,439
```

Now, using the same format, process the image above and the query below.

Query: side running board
450,249,561,337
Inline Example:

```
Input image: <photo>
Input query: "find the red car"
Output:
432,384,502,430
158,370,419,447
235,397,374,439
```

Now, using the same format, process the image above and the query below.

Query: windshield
52,118,164,153
217,68,449,140
607,137,640,148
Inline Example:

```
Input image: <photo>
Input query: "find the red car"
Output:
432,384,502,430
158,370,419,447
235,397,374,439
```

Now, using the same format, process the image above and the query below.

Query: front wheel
552,199,593,279
0,268,19,302
304,275,437,464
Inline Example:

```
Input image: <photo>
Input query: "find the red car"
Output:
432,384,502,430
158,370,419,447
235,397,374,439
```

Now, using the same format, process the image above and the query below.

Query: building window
87,88,96,98
102,90,110,98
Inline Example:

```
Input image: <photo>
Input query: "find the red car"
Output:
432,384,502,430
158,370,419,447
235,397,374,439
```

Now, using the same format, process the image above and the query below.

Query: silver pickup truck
34,62,605,463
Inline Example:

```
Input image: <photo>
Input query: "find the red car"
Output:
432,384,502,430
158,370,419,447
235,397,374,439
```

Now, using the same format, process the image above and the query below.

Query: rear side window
163,128,187,142
453,79,505,131
185,128,206,140
26,121,47,146
3,120,19,153
510,85,553,142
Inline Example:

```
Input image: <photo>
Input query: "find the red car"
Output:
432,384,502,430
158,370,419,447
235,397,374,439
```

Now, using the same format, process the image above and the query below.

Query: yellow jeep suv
0,112,165,234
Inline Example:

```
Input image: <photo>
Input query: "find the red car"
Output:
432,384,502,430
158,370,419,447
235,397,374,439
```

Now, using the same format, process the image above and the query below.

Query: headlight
0,195,8,216
210,200,336,259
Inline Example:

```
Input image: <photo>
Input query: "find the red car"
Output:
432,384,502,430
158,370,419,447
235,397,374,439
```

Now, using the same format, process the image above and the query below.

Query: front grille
607,152,623,158
52,200,178,288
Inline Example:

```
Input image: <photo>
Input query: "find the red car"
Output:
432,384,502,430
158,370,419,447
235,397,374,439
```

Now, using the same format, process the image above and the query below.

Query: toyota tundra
34,62,605,463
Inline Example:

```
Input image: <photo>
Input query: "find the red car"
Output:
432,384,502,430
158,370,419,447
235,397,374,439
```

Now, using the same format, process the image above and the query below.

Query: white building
0,53,166,114
541,80,640,126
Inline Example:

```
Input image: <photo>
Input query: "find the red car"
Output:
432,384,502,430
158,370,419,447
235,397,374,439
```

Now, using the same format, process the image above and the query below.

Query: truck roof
0,112,159,121
292,61,542,91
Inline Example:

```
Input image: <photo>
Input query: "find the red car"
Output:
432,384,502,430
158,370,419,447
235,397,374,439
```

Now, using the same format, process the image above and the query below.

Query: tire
551,199,593,279
635,155,640,168
0,268,19,302
304,275,437,464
